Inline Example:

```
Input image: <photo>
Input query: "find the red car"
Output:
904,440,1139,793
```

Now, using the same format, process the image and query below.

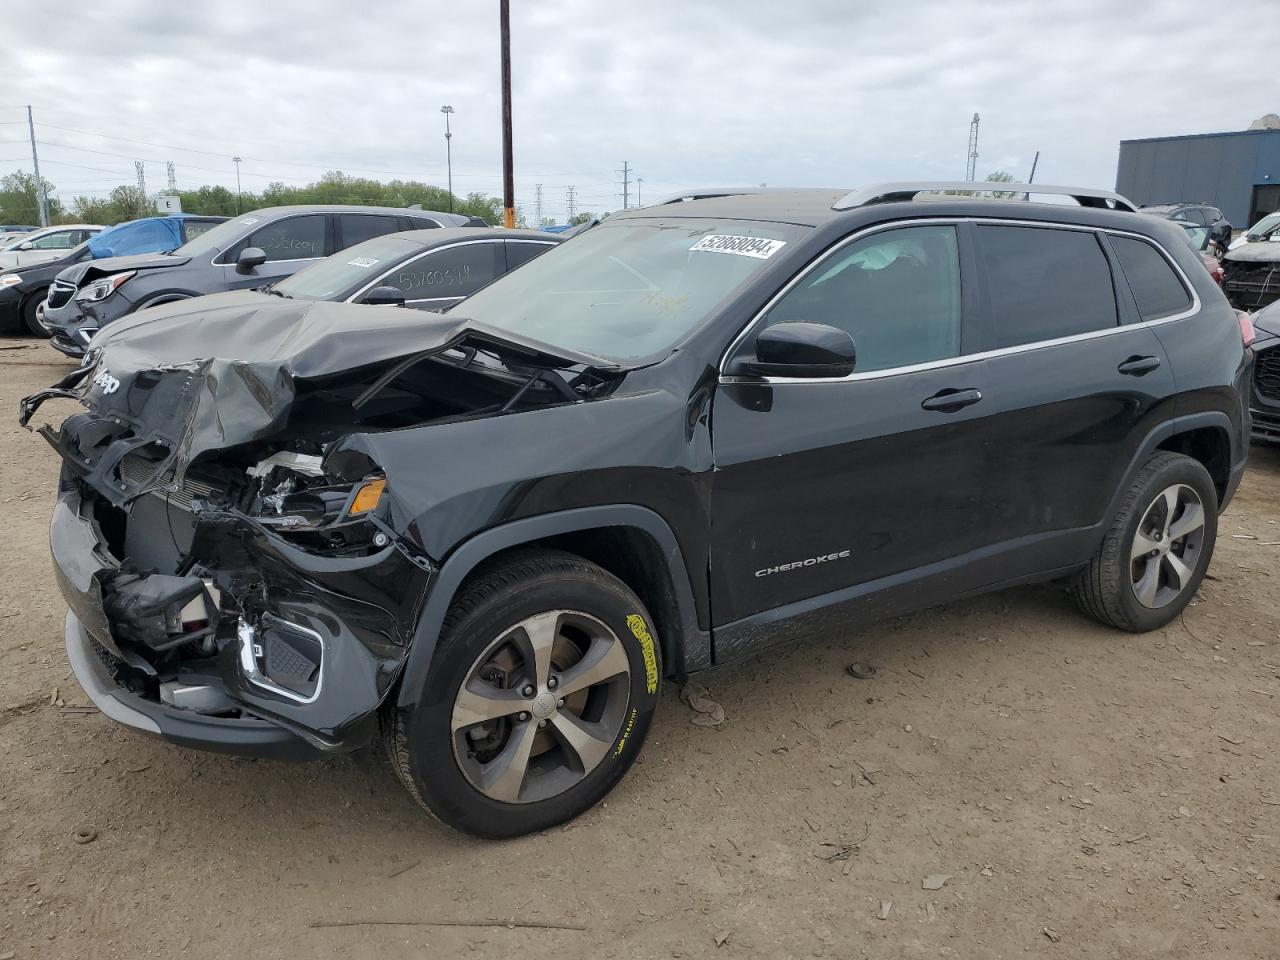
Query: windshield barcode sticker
690,235,786,259
348,256,379,268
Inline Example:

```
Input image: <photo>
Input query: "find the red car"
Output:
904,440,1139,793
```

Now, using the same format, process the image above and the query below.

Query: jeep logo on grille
92,369,121,395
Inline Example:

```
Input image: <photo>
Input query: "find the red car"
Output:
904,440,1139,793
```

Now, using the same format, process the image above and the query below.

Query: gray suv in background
42,205,475,356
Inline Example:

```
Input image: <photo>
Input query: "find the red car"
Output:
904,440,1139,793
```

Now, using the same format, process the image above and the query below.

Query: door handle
921,387,983,412
1118,355,1161,376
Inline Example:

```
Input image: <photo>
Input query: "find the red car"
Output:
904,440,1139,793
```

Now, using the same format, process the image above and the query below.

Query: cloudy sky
3,0,1276,221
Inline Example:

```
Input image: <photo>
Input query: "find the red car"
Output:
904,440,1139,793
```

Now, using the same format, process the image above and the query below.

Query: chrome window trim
345,238,503,303
717,216,1201,386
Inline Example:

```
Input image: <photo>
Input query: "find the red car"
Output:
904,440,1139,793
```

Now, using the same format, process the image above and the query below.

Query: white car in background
0,224,103,269
1229,211,1280,250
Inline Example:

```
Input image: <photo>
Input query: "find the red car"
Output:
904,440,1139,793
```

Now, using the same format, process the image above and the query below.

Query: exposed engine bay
20,299,622,749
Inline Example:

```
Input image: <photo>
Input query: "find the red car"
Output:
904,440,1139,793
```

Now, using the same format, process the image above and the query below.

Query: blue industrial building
1116,128,1280,229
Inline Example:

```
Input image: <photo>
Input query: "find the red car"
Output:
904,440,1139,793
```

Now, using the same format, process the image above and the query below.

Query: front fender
394,504,707,709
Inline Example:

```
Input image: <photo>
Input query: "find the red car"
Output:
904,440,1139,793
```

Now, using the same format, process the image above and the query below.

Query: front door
710,222,994,630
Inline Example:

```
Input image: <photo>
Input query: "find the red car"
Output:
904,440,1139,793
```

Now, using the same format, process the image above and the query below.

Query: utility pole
440,105,454,212
965,113,980,182
26,105,48,227
499,0,515,229
534,183,543,226
566,185,577,222
637,177,643,206
135,161,147,217
619,161,631,209
232,157,243,214
166,161,177,192
1024,150,1040,201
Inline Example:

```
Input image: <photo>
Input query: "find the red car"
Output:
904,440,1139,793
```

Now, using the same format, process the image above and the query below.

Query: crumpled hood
57,250,192,287
1224,241,1280,265
19,295,616,506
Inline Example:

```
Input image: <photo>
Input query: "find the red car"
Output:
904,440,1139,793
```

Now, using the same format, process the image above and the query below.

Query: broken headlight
248,454,386,531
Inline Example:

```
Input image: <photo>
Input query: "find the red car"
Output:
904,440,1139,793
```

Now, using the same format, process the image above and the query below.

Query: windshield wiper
261,285,291,298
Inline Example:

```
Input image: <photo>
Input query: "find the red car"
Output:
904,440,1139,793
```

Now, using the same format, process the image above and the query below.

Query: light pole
637,177,643,206
440,105,454,213
232,157,243,214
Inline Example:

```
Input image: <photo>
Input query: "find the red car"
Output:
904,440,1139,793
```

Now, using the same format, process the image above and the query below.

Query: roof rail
648,188,767,207
833,182,1138,213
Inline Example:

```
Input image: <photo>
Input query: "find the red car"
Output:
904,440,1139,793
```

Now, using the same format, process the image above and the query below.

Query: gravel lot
1,346,1278,959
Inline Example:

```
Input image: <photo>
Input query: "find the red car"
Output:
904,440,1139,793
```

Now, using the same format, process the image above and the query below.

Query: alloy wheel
1129,483,1206,609
451,610,632,804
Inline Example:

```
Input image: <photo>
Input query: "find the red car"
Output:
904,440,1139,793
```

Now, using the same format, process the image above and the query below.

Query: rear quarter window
975,225,1118,349
1110,236,1192,321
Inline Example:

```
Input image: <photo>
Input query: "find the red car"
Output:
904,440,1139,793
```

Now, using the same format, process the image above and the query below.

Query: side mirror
236,246,267,274
17,241,34,250
363,285,406,307
742,321,856,378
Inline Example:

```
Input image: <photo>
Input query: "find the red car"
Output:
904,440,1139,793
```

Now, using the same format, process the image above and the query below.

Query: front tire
22,289,48,336
385,550,662,838
1072,451,1218,632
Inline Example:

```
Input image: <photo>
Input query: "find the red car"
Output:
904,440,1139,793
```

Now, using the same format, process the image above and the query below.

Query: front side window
246,215,326,262
1111,235,1192,321
30,230,77,250
760,225,962,373
182,220,220,242
385,242,500,301
273,235,420,301
452,218,807,361
976,225,1117,348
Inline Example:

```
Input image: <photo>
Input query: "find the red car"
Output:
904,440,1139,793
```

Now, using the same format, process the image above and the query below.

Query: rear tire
384,550,662,838
1071,452,1218,632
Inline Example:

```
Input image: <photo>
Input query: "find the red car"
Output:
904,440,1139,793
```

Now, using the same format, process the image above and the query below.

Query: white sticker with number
689,235,786,259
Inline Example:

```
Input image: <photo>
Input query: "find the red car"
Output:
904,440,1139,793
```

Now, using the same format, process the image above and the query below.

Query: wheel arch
395,505,710,710
1107,412,1239,523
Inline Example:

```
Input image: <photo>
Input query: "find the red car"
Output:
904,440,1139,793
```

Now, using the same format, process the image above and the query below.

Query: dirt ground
1,345,1278,960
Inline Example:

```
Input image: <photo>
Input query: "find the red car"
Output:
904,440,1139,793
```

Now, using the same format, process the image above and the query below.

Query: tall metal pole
26,106,48,227
441,105,454,212
499,0,515,229
637,177,643,206
233,157,243,214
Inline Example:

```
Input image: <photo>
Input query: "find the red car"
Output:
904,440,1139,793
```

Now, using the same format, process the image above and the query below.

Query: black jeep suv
20,182,1251,838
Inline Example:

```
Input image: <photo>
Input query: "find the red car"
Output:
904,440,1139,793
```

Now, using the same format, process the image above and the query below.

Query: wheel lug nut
522,684,535,697
547,676,558,690
537,719,547,729
517,711,530,722
557,698,565,708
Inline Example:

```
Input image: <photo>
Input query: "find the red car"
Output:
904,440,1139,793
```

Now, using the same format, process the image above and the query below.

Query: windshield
450,218,807,360
170,213,265,259
273,235,419,300
1247,212,1280,241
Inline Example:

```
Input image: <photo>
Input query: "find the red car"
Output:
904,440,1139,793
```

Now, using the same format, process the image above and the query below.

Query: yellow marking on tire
626,614,658,694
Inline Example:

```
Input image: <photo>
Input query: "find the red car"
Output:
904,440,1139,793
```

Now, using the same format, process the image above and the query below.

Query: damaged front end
20,299,620,757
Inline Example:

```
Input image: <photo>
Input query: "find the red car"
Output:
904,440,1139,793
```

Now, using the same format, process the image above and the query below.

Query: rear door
964,222,1176,563
336,213,406,249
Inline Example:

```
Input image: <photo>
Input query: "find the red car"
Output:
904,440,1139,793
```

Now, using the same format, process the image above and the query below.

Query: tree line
0,169,600,228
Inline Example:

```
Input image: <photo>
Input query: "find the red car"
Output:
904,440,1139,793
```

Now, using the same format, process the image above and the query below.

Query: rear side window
246,215,326,262
976,225,1117,349
1110,236,1192,321
339,214,401,248
386,242,500,301
505,240,555,270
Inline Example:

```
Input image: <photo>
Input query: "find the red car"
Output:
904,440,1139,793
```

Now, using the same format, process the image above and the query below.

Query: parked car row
38,205,550,354
0,215,227,334
18,180,1252,838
